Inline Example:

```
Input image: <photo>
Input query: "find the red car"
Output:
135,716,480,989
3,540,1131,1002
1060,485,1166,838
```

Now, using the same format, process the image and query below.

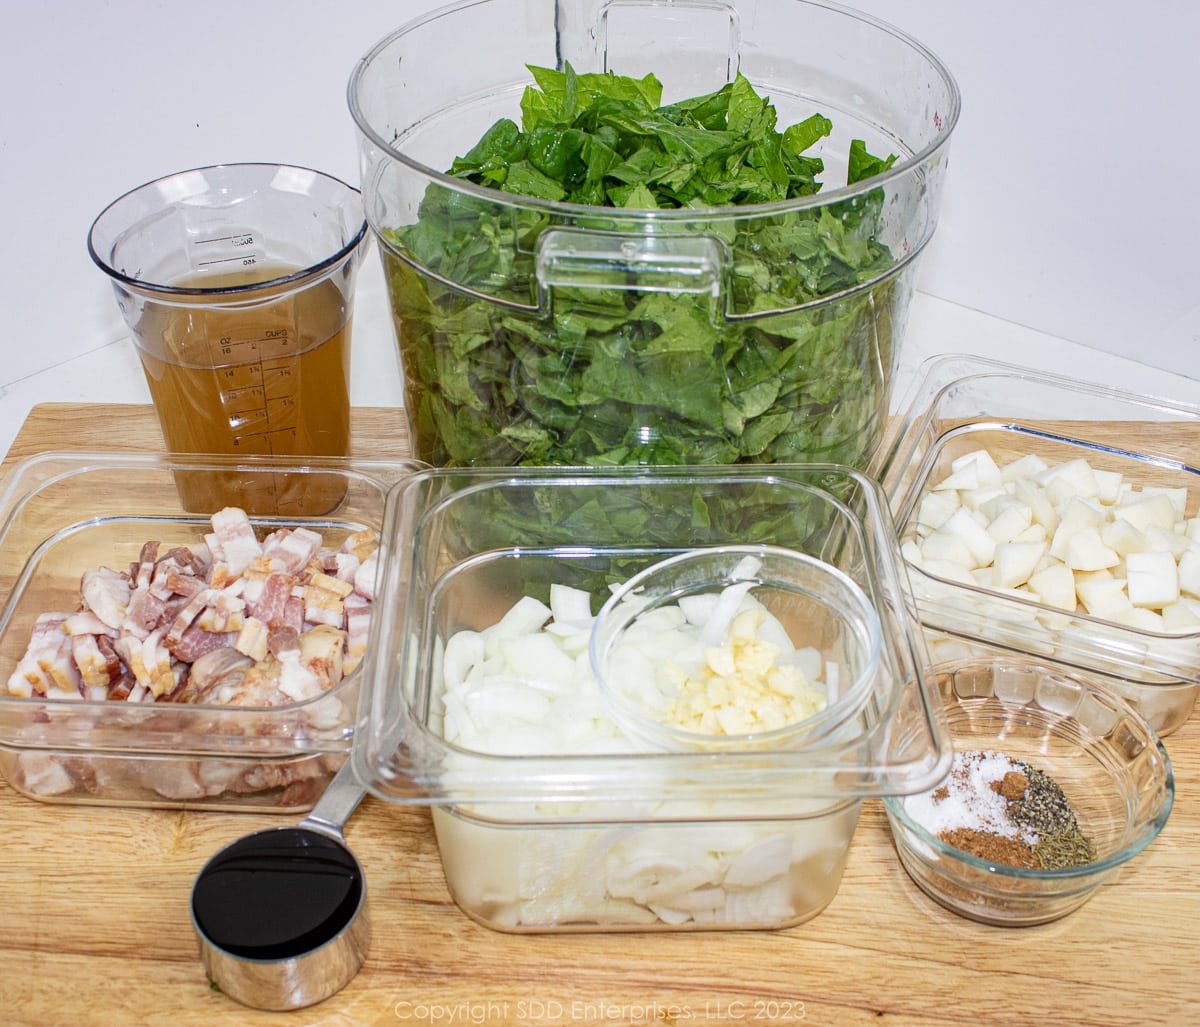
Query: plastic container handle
535,227,726,300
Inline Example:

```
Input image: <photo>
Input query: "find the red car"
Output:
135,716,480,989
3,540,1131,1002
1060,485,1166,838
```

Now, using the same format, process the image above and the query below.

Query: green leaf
783,113,833,155
847,138,898,183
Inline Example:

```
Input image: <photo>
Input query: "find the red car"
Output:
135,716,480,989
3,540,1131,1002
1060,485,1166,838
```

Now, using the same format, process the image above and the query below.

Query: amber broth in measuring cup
133,264,352,515
89,164,367,517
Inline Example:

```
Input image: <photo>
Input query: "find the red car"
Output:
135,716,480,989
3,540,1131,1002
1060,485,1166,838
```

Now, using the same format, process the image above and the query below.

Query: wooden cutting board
1,403,1198,1026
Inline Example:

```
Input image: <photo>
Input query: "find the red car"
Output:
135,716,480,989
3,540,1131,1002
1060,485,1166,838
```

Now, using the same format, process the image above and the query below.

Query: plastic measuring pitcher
88,163,367,513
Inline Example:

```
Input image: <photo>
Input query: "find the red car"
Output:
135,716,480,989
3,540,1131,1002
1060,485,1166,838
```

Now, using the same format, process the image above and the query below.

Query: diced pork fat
261,526,323,576
209,507,263,578
80,567,131,629
343,594,371,675
353,550,379,601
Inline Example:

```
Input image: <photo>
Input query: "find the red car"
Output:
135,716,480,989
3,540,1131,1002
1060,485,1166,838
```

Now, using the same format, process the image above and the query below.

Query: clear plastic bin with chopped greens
348,0,958,469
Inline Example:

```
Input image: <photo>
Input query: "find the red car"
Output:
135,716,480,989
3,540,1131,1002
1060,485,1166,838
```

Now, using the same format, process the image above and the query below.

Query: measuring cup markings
214,329,307,447
192,228,263,271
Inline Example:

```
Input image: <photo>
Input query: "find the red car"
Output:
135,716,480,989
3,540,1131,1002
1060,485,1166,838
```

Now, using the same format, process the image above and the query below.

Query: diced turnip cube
1001,453,1049,482
986,501,1034,543
932,464,978,492
1142,524,1189,559
1114,607,1165,631
1140,485,1189,520
928,636,982,663
993,541,1047,589
1075,577,1133,619
1178,549,1200,598
920,559,977,586
940,507,997,567
1011,523,1048,544
916,490,961,534
989,587,1043,620
961,486,1007,511
1013,477,1059,533
900,539,924,567
1028,563,1077,611
1114,493,1177,533
1093,468,1125,504
1050,497,1106,561
1162,600,1200,633
920,527,975,568
1101,518,1152,556
1125,550,1180,609
1037,457,1100,500
951,449,1004,487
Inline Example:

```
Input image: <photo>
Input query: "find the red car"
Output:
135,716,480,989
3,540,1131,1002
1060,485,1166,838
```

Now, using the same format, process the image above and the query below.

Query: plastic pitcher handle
552,0,741,79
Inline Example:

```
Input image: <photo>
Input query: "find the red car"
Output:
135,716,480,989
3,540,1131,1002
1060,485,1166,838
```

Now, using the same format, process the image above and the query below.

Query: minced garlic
658,608,826,736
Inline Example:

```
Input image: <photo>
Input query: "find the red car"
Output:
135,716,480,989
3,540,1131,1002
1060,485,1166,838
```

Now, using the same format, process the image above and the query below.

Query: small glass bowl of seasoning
883,655,1174,926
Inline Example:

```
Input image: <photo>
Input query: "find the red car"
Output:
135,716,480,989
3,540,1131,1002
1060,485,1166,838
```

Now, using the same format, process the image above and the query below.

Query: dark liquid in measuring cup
192,827,362,960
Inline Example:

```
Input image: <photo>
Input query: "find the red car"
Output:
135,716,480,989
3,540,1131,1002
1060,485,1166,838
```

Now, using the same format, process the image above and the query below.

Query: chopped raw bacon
302,584,345,628
262,526,323,576
72,633,113,690
331,551,361,584
234,617,270,662
267,624,301,662
209,507,263,578
247,572,292,625
340,528,378,563
61,611,118,637
133,541,159,590
164,587,215,648
343,594,371,675
5,507,379,712
80,567,130,629
353,550,380,601
173,626,237,663
123,587,167,637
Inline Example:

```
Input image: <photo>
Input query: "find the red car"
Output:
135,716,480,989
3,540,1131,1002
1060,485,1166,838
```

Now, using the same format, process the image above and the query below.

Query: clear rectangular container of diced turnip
351,465,950,932
879,354,1200,736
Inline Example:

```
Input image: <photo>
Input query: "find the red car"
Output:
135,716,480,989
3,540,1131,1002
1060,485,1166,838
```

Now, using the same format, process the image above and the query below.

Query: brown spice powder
938,827,1038,869
996,769,1029,802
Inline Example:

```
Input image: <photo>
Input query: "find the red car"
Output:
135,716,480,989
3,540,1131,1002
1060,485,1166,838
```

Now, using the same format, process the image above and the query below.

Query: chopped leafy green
382,64,904,478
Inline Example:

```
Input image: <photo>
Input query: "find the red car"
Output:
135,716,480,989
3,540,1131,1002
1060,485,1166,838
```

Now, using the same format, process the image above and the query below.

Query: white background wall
2,0,1197,391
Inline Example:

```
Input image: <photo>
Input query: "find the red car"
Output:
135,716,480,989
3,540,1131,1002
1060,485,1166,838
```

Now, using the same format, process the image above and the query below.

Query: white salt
903,749,1038,843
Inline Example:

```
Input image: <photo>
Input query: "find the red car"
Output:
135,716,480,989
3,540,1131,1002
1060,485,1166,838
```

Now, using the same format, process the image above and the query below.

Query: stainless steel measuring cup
190,759,370,1011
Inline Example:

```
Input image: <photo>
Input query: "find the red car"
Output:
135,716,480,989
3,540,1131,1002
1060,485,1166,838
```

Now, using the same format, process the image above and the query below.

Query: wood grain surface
1,404,1197,1027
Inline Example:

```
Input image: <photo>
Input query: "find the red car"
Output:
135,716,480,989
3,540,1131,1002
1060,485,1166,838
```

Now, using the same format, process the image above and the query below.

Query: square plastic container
880,354,1200,736
352,464,951,932
0,451,423,811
